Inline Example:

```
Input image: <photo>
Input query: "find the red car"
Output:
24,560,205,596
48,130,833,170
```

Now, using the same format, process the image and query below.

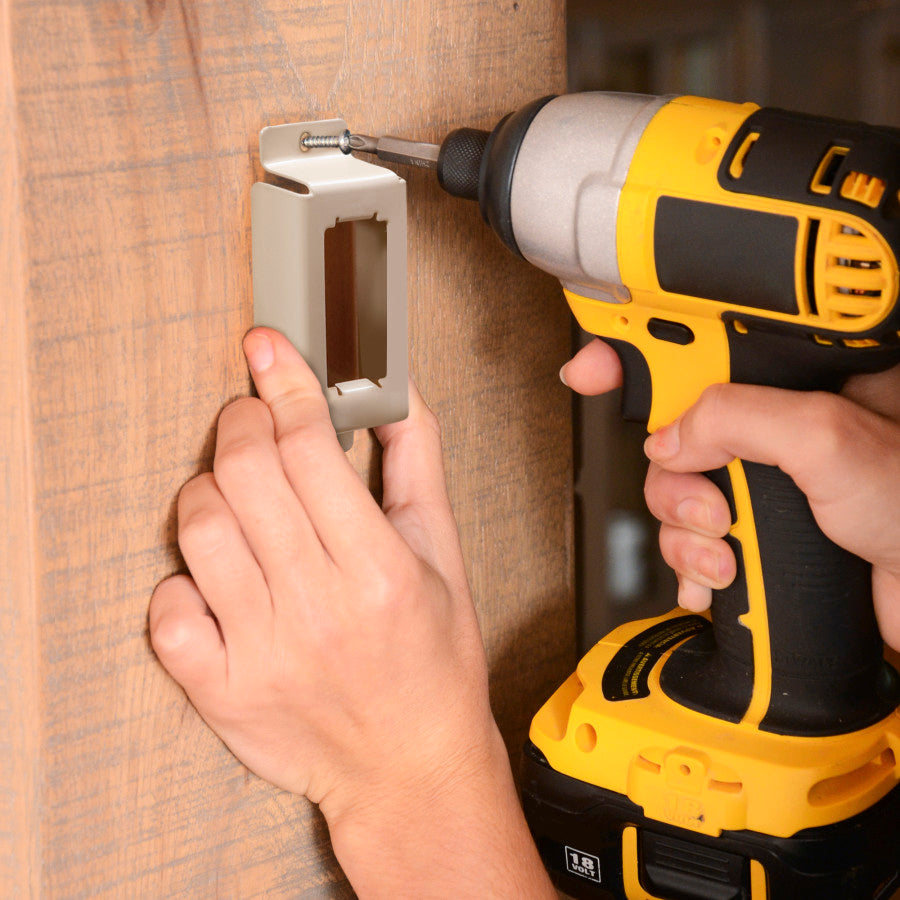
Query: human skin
149,325,898,896
560,338,900,651
149,327,557,899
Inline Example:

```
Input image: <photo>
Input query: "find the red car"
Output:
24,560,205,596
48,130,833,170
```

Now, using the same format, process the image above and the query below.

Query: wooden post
1,0,571,894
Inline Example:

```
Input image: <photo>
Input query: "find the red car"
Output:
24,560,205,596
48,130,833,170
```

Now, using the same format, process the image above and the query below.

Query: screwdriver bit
299,129,440,168
350,134,441,169
300,127,491,201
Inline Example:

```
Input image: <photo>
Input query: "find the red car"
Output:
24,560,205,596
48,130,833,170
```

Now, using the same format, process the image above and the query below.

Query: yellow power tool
346,93,900,899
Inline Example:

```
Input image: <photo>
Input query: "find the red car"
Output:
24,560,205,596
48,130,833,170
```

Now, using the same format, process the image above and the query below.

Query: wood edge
0,2,42,892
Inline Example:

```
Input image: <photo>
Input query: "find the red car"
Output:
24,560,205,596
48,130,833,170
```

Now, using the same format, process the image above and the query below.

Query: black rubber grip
660,462,900,736
437,128,490,200
433,96,556,255
478,95,556,256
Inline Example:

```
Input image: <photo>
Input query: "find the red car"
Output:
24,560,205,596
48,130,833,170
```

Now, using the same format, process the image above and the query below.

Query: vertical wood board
3,1,570,896
1,0,40,890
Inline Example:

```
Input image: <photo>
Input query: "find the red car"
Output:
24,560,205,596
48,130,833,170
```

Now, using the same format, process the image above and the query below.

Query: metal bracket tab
251,119,408,450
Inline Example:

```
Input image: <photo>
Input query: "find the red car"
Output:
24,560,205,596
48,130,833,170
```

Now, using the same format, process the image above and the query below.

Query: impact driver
345,93,900,898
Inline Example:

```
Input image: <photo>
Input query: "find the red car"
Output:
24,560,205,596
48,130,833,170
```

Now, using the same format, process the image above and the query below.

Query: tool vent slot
804,219,821,316
728,131,759,180
810,145,849,195
809,217,894,328
808,748,896,807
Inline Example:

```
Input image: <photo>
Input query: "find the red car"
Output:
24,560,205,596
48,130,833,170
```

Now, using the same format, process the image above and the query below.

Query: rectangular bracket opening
324,216,388,389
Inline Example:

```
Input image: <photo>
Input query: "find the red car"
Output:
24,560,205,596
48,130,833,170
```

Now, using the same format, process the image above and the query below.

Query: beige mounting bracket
251,119,408,450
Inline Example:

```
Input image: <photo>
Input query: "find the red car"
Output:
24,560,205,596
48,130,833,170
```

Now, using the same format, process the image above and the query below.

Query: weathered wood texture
1,0,570,896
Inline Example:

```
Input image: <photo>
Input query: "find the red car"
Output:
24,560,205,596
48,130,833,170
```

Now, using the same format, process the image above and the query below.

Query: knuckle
643,464,669,519
657,523,682,567
178,471,216,506
362,553,421,612
644,465,694,524
657,523,701,574
148,577,200,654
214,435,270,487
178,500,231,556
150,607,194,656
669,383,729,457
363,558,401,603
799,390,839,427
693,382,731,432
796,392,855,466
266,384,338,463
218,396,270,434
275,418,337,465
270,386,331,429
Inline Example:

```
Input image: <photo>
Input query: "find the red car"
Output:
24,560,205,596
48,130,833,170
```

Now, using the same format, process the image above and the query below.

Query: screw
300,129,353,154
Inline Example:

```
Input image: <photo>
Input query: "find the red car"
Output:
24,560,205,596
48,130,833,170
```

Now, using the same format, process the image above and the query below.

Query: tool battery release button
639,830,749,900
648,318,695,345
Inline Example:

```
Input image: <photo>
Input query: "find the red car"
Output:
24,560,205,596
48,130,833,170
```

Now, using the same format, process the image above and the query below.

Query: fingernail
677,498,732,536
676,498,708,530
244,331,274,373
695,549,722,583
710,503,733,535
559,363,569,387
645,421,680,460
690,547,729,585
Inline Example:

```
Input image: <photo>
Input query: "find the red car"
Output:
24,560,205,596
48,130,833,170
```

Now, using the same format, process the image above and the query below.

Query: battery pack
522,740,900,900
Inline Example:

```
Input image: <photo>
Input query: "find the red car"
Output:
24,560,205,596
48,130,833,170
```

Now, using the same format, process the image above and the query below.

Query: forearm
326,726,556,899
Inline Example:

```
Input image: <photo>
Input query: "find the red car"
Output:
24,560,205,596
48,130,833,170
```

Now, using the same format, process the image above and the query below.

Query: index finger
243,327,397,560
559,338,623,396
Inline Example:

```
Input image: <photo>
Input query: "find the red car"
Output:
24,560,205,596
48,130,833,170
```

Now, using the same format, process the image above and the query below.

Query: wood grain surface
2,1,570,895
2,0,41,892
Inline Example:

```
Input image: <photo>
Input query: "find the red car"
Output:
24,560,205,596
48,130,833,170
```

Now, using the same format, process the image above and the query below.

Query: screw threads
300,129,352,154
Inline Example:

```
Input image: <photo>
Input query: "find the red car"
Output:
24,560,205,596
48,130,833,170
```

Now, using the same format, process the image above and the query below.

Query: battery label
564,845,602,884
601,615,710,701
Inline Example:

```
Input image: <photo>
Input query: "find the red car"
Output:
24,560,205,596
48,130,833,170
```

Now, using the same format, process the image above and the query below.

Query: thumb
642,382,900,572
374,380,469,590
643,383,821,480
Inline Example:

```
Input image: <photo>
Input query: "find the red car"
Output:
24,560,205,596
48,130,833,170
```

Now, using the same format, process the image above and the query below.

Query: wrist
322,724,555,898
